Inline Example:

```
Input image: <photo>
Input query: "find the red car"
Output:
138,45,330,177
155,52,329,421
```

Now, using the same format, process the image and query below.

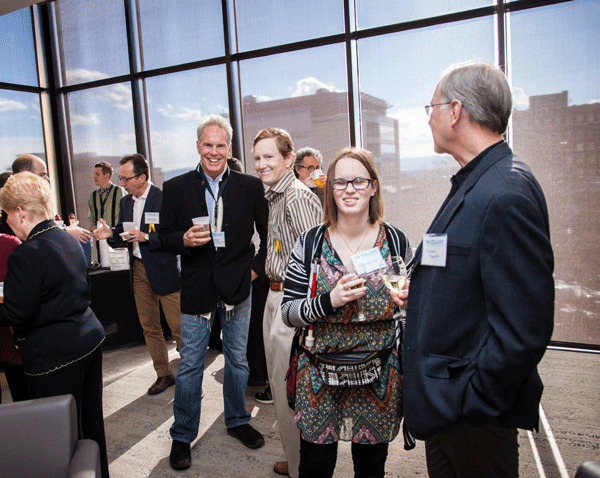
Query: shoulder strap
110,185,118,226
92,190,99,224
384,222,406,260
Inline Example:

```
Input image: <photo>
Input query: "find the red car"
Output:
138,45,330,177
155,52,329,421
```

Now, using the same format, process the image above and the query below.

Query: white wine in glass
380,256,408,293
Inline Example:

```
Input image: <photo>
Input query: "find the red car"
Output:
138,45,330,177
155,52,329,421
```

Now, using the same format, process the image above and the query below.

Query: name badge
145,212,159,224
422,234,447,267
351,247,384,275
212,231,226,248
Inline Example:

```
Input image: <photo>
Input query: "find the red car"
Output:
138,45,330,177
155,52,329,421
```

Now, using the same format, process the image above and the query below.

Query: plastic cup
192,216,210,231
311,169,325,188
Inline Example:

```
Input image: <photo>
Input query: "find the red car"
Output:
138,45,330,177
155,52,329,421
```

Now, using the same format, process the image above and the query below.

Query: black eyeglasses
297,165,317,172
332,177,374,190
118,174,141,182
424,102,451,116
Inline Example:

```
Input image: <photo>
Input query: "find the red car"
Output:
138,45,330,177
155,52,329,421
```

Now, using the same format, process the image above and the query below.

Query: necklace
28,224,59,241
337,226,370,255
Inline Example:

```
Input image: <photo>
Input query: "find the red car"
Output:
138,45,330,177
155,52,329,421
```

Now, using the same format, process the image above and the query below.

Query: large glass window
239,44,350,171
355,0,492,30
145,65,229,185
234,0,345,53
67,83,135,230
0,9,37,86
356,17,495,247
0,90,45,172
509,0,600,345
138,0,225,71
56,0,129,86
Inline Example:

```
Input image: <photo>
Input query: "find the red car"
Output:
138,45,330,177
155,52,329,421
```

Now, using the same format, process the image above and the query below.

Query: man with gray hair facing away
399,60,554,478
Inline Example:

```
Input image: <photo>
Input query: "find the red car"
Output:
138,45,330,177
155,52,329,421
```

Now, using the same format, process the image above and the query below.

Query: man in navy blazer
159,115,269,471
399,61,555,477
95,154,182,395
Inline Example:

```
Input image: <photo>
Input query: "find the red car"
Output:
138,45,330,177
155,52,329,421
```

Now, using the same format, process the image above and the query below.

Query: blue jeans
170,291,252,443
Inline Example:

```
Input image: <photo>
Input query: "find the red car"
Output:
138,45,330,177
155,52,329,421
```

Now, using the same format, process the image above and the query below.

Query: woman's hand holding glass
380,256,409,309
330,273,366,309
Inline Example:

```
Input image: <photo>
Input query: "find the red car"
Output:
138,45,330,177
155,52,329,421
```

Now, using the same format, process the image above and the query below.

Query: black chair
575,461,600,478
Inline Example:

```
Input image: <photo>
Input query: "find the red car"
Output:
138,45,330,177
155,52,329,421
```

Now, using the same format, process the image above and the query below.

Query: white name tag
145,212,159,224
212,231,226,248
422,234,447,267
351,247,384,275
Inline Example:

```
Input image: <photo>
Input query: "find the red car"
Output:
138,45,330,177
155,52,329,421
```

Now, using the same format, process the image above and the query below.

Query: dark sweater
0,219,104,374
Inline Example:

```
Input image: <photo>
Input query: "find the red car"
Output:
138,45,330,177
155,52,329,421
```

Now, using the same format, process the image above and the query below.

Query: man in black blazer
159,115,269,471
401,61,555,478
95,154,182,395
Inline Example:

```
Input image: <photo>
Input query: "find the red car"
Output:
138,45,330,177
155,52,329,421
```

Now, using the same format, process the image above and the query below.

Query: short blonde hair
0,172,53,220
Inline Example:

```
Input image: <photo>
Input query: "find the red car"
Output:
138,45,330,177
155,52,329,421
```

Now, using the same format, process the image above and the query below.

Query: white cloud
105,83,133,110
388,106,435,159
71,113,101,126
289,77,340,98
158,103,203,121
66,68,109,84
0,98,27,112
590,99,600,104
512,86,530,111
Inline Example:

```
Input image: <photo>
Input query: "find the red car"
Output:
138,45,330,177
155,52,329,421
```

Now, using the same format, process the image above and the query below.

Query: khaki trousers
132,258,181,377
263,289,300,478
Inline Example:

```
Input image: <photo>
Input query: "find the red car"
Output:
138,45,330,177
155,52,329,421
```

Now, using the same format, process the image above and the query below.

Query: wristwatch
144,233,149,241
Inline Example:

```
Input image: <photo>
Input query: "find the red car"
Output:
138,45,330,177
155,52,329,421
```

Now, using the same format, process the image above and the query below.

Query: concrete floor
2,342,599,477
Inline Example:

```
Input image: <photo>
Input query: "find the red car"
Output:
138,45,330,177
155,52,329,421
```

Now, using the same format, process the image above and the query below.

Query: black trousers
27,345,109,478
0,361,30,403
299,438,389,478
425,420,519,478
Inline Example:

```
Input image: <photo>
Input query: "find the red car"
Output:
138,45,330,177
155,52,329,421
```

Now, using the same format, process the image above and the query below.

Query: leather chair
0,394,100,478
575,461,600,478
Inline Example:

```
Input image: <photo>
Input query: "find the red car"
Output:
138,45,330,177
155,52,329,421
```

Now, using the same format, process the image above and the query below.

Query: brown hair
0,172,53,220
95,161,114,177
323,147,383,227
253,128,295,159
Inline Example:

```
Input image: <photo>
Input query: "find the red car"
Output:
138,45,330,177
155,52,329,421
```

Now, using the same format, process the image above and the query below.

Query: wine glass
380,256,408,294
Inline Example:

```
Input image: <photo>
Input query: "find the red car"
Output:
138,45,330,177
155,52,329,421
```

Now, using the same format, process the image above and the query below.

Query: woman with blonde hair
0,172,109,478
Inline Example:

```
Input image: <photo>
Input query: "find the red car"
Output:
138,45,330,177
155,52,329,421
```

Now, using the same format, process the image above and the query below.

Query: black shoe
169,440,191,470
254,386,273,404
227,424,265,449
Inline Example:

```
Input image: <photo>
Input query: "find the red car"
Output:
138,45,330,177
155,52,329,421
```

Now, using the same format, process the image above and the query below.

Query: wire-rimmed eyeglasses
424,102,451,116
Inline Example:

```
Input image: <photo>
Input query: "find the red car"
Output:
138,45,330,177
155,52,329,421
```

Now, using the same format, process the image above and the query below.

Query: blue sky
1,0,599,172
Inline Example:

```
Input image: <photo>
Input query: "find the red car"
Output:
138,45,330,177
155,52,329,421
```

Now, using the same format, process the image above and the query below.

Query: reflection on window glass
145,65,229,183
67,83,135,230
139,0,225,71
57,0,129,86
355,0,492,30
0,90,44,172
235,0,344,52
509,0,600,345
357,17,494,251
0,9,37,86
239,44,349,169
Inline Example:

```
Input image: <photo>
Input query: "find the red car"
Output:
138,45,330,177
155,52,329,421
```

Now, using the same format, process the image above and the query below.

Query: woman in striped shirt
282,147,412,478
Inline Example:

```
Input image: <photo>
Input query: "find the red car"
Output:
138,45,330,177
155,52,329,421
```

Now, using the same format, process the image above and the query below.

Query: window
0,9,37,86
145,65,229,185
67,83,135,230
510,0,600,345
56,0,129,86
0,90,44,172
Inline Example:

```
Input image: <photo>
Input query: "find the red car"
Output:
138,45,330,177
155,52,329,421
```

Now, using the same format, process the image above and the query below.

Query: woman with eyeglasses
281,147,412,478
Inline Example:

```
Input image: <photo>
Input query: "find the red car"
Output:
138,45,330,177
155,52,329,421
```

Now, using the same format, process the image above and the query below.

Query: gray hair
196,114,233,145
294,147,323,170
438,60,512,135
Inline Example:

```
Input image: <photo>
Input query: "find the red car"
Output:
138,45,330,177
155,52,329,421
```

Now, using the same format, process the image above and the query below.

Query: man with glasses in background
94,154,182,395
293,147,326,204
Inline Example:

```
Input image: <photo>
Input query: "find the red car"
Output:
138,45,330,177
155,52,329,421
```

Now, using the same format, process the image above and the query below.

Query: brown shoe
148,374,175,395
274,461,289,476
